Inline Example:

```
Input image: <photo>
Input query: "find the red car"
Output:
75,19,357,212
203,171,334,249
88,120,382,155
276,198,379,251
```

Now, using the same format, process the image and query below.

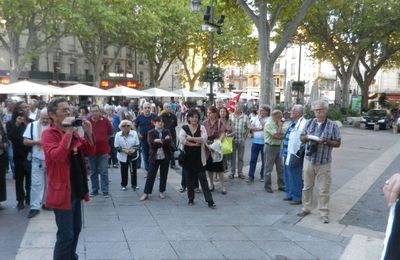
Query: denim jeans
53,199,82,260
140,139,150,172
88,154,109,194
248,143,265,180
30,158,47,210
286,162,303,202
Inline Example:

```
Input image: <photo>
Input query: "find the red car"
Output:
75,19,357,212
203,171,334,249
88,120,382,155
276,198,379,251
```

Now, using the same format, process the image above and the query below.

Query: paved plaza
0,126,398,259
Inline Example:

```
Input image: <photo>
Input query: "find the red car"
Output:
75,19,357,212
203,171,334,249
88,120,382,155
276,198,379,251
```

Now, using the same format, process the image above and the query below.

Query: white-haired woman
114,120,140,191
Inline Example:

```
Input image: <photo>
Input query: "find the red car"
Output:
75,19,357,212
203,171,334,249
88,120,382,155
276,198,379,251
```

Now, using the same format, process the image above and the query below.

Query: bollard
360,123,366,129
373,124,380,131
393,124,398,134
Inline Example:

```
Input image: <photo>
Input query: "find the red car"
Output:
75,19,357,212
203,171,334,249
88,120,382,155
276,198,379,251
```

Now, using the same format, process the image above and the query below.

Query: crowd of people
0,96,346,259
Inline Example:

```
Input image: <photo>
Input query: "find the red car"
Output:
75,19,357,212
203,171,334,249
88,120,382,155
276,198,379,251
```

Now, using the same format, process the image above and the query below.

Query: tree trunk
340,73,352,109
361,83,369,111
257,16,273,106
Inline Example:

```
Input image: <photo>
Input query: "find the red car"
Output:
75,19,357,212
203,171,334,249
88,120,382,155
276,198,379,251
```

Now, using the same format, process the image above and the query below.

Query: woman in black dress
179,109,216,208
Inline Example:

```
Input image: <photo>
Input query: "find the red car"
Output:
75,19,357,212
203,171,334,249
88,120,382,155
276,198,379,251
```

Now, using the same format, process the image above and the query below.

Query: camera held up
306,140,318,156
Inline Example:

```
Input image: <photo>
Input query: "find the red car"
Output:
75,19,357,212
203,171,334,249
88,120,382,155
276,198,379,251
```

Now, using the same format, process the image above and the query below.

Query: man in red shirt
88,105,114,198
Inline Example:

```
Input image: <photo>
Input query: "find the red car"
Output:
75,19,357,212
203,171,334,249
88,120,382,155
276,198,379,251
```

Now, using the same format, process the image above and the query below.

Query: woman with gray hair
114,120,140,191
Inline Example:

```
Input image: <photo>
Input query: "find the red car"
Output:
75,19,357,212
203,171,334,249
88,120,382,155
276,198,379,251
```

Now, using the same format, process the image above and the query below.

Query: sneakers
159,192,165,199
132,186,140,191
246,177,254,183
297,210,310,217
27,209,40,219
208,202,217,209
113,164,119,168
121,187,127,191
89,191,99,197
103,193,110,198
321,216,330,224
238,174,246,179
259,178,264,182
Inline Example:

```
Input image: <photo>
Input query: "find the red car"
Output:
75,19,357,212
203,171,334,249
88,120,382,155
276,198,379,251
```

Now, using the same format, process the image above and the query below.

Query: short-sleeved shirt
23,121,48,160
303,118,341,165
251,116,270,145
134,114,157,137
264,120,283,146
230,113,249,144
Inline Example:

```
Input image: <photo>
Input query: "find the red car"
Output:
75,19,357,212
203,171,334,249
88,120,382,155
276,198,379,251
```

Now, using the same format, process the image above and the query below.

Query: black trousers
144,159,169,194
181,168,198,189
186,168,213,204
14,156,31,204
120,160,137,188
0,153,7,202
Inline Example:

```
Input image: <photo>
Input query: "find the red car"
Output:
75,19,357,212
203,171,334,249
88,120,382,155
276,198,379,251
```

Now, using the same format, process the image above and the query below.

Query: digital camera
306,140,318,156
62,118,83,127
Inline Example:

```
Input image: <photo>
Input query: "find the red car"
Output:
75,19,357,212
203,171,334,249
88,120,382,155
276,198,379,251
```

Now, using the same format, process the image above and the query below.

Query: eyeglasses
144,107,151,109
121,125,131,128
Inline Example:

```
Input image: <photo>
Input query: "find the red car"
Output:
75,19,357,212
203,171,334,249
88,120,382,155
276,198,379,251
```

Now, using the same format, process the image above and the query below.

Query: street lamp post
191,0,224,105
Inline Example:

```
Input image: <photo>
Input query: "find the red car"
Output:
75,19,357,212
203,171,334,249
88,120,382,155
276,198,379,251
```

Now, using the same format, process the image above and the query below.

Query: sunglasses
121,125,131,128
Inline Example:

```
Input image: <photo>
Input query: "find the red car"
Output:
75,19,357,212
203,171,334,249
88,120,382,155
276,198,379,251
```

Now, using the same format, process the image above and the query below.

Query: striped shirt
230,113,249,144
303,118,341,165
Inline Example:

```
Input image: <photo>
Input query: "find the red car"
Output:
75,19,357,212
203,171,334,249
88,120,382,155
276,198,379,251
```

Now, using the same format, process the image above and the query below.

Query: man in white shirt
28,99,40,121
23,108,50,218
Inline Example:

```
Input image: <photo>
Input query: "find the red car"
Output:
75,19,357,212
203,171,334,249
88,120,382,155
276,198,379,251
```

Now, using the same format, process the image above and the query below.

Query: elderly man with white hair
134,102,157,173
28,99,40,121
297,100,341,224
23,108,50,218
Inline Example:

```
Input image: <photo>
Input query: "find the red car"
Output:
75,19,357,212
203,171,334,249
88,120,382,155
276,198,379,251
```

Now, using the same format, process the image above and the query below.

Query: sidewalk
11,127,399,259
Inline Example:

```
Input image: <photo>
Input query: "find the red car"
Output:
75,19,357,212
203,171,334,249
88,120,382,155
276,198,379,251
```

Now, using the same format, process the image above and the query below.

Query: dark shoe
278,187,286,192
17,201,25,210
265,187,273,193
179,187,186,193
283,197,292,201
188,200,194,206
89,191,99,197
290,201,302,205
208,202,217,209
246,177,254,183
210,185,215,192
321,216,330,224
221,189,227,195
195,188,201,193
259,178,265,182
27,209,40,218
170,165,180,170
297,210,310,217
238,174,245,179
0,203,5,210
228,174,234,179
103,193,110,198
42,205,51,211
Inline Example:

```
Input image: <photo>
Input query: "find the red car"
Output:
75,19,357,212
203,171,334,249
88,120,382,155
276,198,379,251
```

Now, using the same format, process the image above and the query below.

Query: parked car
360,109,393,130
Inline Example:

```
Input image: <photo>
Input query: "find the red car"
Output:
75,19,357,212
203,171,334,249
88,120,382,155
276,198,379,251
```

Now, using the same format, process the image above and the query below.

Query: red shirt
88,115,113,155
42,124,95,210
